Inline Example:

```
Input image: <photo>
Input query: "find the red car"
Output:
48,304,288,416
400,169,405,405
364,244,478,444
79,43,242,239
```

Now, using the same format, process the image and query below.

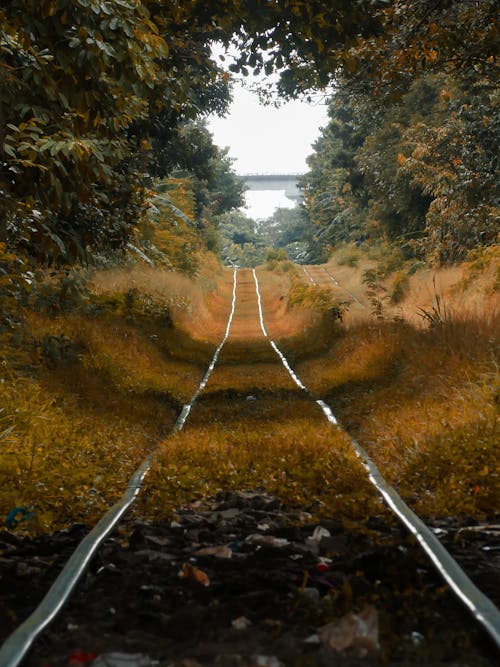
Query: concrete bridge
237,173,303,202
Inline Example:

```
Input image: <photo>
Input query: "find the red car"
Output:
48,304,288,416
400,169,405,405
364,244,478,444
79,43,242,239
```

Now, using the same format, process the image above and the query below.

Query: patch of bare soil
1,492,497,667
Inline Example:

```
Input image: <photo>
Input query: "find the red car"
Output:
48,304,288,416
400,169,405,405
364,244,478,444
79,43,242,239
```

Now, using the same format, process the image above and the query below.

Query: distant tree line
1,1,496,265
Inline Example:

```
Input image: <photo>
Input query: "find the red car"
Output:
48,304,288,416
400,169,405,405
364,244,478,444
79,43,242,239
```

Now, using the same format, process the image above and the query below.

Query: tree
301,69,499,264
0,0,172,258
215,210,266,267
3,1,496,264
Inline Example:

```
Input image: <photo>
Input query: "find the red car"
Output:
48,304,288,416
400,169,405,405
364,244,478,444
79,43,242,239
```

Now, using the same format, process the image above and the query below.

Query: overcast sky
207,81,329,175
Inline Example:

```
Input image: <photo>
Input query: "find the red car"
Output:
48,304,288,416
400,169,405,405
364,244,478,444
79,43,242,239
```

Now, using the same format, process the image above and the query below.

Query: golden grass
324,243,500,325
139,396,383,523
26,311,208,404
90,252,232,344
256,267,318,339
202,359,298,394
0,253,231,534
0,372,166,534
295,312,500,519
2,246,498,536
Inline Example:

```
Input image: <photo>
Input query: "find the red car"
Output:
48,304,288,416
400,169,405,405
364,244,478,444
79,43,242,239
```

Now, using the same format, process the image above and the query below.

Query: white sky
207,81,329,175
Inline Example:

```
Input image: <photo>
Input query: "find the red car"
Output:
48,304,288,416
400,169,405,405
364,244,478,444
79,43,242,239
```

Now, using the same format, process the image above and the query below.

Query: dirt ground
1,491,498,667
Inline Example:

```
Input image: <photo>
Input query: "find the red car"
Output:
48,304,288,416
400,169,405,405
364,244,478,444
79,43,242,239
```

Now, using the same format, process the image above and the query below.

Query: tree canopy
1,0,497,264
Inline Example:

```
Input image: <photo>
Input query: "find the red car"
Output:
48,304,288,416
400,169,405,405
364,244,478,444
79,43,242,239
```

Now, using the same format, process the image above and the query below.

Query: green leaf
3,144,17,158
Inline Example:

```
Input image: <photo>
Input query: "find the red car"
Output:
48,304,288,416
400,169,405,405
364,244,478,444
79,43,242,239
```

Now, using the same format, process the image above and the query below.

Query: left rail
0,270,238,667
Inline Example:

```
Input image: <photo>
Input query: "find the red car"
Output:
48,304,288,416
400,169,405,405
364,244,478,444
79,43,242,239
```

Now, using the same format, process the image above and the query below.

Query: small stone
231,616,252,630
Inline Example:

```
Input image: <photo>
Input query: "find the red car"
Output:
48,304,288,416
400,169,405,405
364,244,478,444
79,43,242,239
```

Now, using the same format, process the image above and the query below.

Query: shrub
367,242,405,276
287,280,348,321
335,243,361,267
390,271,410,303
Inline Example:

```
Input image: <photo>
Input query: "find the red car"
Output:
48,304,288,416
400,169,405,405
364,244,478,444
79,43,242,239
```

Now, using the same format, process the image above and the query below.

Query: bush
368,242,405,276
266,248,289,262
408,260,424,276
390,271,410,303
287,281,348,321
335,243,361,267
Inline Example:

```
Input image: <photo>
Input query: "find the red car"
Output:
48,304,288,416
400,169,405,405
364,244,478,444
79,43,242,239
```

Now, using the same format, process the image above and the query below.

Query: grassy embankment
0,253,232,533
140,249,498,526
290,244,500,520
1,245,498,534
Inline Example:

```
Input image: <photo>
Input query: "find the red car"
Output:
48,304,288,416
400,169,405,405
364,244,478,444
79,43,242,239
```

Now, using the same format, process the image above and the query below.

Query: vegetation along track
1,268,499,666
303,265,367,310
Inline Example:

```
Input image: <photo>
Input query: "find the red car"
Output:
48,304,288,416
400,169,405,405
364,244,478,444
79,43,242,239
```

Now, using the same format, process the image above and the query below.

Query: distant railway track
1,267,499,666
303,264,367,309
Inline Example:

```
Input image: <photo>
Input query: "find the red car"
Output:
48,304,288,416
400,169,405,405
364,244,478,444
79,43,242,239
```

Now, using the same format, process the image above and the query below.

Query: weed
287,280,348,321
417,278,452,327
140,397,383,523
459,244,500,292
390,271,410,304
367,242,405,276
265,249,299,276
266,248,289,263
296,311,499,520
362,268,388,319
407,260,424,276
335,243,361,268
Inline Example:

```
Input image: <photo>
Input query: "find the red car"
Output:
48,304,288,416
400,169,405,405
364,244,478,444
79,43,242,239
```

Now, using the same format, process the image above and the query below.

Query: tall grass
296,310,499,519
0,255,228,534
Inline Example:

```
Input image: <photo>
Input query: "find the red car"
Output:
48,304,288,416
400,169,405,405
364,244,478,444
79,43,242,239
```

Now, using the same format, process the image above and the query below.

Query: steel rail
322,266,367,309
302,266,315,284
252,268,500,650
0,269,239,667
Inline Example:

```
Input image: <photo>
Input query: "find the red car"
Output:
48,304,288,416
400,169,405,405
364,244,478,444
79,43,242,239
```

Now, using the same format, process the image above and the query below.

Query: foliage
139,178,200,274
362,268,388,320
0,1,390,263
0,259,229,534
366,242,405,277
264,248,299,274
335,243,361,268
0,243,32,330
287,280,347,322
259,206,312,262
0,0,172,259
301,69,498,264
389,272,410,304
214,210,267,267
155,121,246,221
339,1,498,100
0,370,160,534
460,244,500,293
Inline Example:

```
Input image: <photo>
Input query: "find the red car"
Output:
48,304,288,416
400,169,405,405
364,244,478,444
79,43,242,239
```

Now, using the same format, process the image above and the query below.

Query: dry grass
0,253,230,534
0,371,166,533
90,252,231,344
256,268,318,339
203,359,298,395
296,312,500,519
139,396,383,523
324,243,500,325
2,246,498,536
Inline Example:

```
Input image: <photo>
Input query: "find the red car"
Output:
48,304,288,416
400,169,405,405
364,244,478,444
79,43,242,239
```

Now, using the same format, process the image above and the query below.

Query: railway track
1,268,499,666
302,264,367,309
